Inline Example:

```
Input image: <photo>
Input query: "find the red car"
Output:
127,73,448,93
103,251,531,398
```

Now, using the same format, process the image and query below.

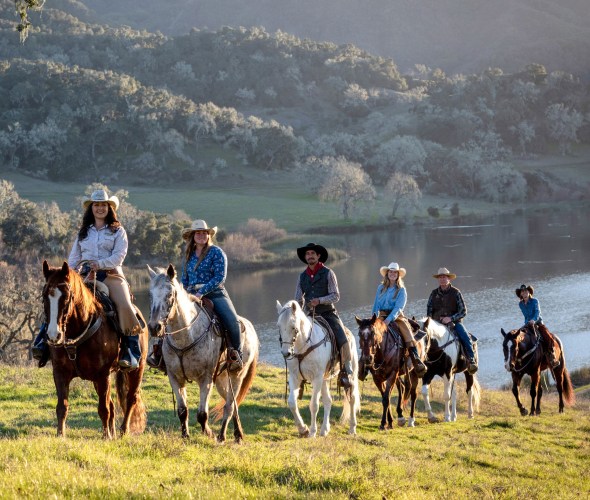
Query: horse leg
197,378,214,439
395,376,406,427
287,376,309,437
346,377,359,436
554,366,565,413
53,372,72,437
421,383,440,423
512,374,528,416
93,376,113,439
450,380,458,422
119,369,142,436
308,377,323,438
319,379,332,437
217,373,240,444
407,373,418,428
529,372,540,416
442,375,453,422
465,373,474,419
169,375,189,438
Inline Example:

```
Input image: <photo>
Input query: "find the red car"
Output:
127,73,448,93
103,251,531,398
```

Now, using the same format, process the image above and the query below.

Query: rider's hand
441,316,452,325
193,293,202,303
89,260,99,271
308,298,320,308
528,320,535,325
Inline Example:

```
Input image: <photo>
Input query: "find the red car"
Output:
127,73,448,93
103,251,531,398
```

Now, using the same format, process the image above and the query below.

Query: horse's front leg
168,374,189,438
197,377,215,439
217,373,243,444
53,371,72,437
93,376,114,439
554,366,565,413
287,375,309,437
465,374,475,419
512,374,528,416
530,371,542,416
421,381,440,423
382,378,396,429
319,378,332,437
407,373,418,428
307,376,323,438
394,376,406,427
442,374,453,422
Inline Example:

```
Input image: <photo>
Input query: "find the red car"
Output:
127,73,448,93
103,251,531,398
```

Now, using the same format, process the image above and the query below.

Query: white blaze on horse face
46,287,63,342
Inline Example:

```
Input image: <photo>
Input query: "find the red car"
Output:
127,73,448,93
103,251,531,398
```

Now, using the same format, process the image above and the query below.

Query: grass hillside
1,364,588,498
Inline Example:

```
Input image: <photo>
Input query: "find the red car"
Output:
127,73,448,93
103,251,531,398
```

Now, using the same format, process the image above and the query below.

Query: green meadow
1,363,588,499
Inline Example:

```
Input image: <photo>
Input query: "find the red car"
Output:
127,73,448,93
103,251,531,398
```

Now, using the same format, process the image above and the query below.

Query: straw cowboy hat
433,267,457,280
182,219,218,240
296,242,329,264
515,284,534,298
380,262,406,278
82,189,120,211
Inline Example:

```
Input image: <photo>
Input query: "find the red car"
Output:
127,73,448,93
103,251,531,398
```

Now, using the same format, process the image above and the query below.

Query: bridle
505,329,539,373
152,279,201,336
358,322,381,369
44,281,74,344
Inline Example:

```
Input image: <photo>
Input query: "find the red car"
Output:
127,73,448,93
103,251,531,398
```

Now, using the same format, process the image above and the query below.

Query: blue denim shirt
519,297,542,324
181,245,227,296
371,285,407,323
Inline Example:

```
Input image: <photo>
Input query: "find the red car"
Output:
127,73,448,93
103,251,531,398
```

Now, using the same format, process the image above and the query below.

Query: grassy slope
0,364,588,498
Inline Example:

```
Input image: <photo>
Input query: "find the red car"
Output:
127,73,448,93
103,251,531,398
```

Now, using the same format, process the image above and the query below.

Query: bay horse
147,265,258,443
276,300,360,437
501,326,575,416
355,314,424,429
42,261,147,438
419,317,480,423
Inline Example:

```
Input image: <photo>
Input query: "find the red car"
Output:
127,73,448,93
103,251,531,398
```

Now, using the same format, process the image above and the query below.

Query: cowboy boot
466,356,478,374
406,341,427,377
147,338,166,372
338,342,353,389
227,348,243,372
31,323,50,368
119,335,141,371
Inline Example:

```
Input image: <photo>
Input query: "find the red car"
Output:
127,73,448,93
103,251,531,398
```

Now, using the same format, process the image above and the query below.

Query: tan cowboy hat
433,267,457,279
380,262,406,278
182,219,218,240
515,284,534,298
82,189,119,211
296,242,328,263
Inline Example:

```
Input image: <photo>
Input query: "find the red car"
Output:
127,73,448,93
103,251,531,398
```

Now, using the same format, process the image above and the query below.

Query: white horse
276,300,360,437
147,264,259,443
419,317,481,422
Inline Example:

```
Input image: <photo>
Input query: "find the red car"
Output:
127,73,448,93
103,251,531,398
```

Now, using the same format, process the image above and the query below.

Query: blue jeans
453,322,475,361
206,289,242,352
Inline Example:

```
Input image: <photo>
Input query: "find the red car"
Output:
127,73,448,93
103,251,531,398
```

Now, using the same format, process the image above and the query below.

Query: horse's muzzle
148,321,164,338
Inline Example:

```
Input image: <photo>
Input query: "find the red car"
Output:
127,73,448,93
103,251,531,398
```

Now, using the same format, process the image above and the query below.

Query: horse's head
42,260,94,344
276,300,306,359
147,264,178,338
501,327,527,372
355,313,383,376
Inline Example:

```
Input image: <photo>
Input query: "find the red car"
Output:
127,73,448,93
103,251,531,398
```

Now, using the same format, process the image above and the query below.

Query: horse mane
420,317,447,341
66,267,101,317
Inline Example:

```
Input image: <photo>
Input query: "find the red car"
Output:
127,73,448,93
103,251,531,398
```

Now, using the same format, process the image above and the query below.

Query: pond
135,211,590,389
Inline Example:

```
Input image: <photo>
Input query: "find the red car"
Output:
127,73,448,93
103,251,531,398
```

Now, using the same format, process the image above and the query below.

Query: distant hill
49,0,590,77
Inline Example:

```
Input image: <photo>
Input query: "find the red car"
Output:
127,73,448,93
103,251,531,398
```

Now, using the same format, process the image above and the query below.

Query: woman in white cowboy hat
32,189,143,370
371,262,426,376
149,219,244,372
427,267,478,374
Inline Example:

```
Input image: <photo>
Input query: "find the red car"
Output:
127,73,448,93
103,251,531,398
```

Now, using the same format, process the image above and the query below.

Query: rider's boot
147,338,166,372
466,355,478,374
406,341,427,377
119,335,141,371
227,348,244,372
338,342,353,389
31,323,50,368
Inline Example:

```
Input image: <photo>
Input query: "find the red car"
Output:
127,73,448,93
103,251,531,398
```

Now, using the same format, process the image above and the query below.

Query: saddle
197,297,246,337
86,284,123,337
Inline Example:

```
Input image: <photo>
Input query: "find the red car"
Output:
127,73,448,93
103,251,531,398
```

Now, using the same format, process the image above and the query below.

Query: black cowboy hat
515,284,534,298
296,243,329,264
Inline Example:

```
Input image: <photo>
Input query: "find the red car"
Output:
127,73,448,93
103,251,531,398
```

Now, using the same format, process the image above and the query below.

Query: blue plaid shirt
181,245,227,296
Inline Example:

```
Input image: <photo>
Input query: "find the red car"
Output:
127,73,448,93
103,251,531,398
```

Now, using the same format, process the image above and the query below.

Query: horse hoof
520,409,528,416
299,428,310,438
379,425,386,431
428,416,440,424
397,418,406,427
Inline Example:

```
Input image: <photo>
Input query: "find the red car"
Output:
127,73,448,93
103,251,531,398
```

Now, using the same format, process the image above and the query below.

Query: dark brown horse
501,326,575,416
355,314,423,429
42,261,147,438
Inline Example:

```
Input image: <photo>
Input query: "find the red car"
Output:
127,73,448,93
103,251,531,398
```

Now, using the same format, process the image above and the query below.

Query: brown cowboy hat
515,284,534,298
182,219,218,241
296,243,328,264
433,267,457,280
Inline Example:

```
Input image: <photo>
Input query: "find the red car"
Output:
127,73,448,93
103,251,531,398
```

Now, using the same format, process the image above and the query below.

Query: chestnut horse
355,314,424,429
42,261,147,438
501,326,575,416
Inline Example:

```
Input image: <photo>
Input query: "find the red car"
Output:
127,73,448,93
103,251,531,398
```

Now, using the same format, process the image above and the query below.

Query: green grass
1,364,588,498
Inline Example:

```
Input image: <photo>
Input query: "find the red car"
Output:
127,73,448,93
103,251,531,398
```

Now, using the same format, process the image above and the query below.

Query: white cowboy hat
380,262,406,278
182,219,218,240
433,267,457,280
82,189,119,211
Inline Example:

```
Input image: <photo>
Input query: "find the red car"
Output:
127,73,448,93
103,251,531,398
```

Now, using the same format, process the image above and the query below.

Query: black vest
299,266,335,314
429,285,460,320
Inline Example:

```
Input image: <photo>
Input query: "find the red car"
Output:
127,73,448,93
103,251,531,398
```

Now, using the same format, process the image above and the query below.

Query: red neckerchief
305,262,324,279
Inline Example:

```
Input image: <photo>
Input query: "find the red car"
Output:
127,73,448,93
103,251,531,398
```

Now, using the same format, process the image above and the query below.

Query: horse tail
116,370,147,434
561,367,576,407
211,354,258,421
471,375,481,413
339,378,361,425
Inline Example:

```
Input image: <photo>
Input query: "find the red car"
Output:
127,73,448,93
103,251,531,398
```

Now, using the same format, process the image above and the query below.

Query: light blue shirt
372,284,407,323
519,297,542,324
68,225,128,275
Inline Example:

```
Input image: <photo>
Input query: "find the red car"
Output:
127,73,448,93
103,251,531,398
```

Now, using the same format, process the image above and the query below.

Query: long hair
183,232,217,271
78,204,121,240
381,274,405,292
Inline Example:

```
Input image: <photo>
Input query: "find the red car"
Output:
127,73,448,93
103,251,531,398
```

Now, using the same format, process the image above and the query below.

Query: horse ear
167,264,176,280
276,300,283,313
370,312,377,324
501,328,507,337
355,315,362,325
147,265,157,279
42,260,50,279
291,301,298,313
424,317,430,328
61,261,69,274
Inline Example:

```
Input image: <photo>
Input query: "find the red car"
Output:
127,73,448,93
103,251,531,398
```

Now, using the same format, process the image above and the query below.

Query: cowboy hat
515,284,534,298
82,189,119,211
182,219,218,240
296,242,328,264
433,267,457,279
380,262,406,278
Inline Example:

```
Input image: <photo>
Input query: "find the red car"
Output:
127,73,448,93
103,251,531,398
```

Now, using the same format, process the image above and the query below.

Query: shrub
222,233,263,263
239,218,286,243
427,206,440,217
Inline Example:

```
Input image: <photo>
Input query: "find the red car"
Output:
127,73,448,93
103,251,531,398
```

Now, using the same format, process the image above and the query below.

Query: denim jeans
453,322,475,360
206,288,242,352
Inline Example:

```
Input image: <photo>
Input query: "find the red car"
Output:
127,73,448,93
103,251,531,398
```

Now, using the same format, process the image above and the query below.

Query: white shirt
68,225,128,275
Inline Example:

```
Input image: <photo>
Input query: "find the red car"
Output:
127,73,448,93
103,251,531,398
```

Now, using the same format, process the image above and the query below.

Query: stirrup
227,349,243,372
467,361,478,375
338,370,352,389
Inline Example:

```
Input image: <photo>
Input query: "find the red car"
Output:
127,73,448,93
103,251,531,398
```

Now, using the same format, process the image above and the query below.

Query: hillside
49,0,590,76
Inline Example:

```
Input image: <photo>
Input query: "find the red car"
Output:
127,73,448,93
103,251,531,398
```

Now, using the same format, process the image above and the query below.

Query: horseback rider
294,243,353,389
371,262,427,377
148,219,243,372
427,267,478,374
32,189,143,370
515,284,560,367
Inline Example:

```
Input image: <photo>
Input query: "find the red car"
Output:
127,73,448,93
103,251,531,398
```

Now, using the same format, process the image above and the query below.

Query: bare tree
384,172,422,218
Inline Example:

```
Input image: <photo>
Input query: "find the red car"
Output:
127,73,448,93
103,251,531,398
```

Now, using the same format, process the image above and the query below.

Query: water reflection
135,212,590,388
